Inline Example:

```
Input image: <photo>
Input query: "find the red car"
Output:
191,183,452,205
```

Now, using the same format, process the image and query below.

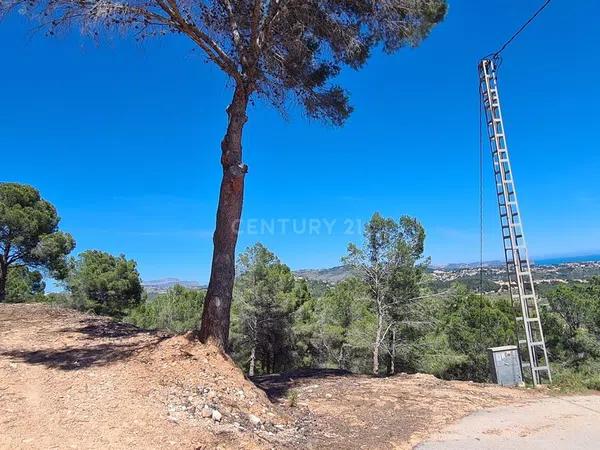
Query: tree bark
249,345,256,377
0,264,6,303
373,304,383,375
390,329,396,375
249,318,258,376
198,83,249,349
0,270,6,303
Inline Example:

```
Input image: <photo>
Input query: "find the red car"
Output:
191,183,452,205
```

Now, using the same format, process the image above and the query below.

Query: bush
551,362,600,392
125,285,204,333
440,286,515,382
66,250,143,317
5,267,45,303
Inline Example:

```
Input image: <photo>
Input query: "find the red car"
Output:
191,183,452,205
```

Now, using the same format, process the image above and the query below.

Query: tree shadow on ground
1,337,167,370
58,317,161,340
252,368,352,400
2,317,169,370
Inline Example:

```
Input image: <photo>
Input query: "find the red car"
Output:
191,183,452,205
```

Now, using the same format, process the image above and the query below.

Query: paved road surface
417,395,600,450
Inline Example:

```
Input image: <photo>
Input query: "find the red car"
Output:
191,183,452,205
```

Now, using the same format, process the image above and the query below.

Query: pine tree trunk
198,84,249,349
0,261,7,302
373,308,383,375
249,345,256,377
390,329,396,375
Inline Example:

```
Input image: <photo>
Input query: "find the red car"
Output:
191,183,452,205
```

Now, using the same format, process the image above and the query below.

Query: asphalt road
417,395,600,450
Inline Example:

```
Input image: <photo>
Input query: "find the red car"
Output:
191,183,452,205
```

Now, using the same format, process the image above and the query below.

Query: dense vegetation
2,184,597,389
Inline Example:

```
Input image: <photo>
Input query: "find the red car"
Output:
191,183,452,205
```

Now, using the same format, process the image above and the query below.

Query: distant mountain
142,255,600,294
292,255,600,289
142,278,205,293
294,265,355,283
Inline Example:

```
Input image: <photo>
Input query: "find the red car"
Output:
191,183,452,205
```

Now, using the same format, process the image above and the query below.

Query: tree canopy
0,183,75,301
2,0,447,124
344,213,427,374
5,266,46,302
66,250,143,316
230,243,309,375
1,0,447,349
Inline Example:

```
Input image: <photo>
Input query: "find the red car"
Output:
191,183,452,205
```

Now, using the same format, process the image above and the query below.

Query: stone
211,409,222,422
200,406,212,419
248,414,261,427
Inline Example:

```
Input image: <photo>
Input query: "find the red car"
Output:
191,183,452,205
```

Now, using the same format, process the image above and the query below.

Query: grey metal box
488,345,523,386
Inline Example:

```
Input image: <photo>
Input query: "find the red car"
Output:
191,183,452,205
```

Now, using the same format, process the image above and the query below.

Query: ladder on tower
478,58,552,386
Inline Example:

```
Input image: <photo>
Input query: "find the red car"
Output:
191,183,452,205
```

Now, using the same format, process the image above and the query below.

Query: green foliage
304,279,331,300
551,361,600,392
343,213,428,374
9,0,447,126
542,278,600,368
125,285,204,333
4,266,45,302
413,332,470,378
0,183,75,301
40,292,73,307
309,278,375,372
230,243,311,375
66,250,143,317
441,286,515,381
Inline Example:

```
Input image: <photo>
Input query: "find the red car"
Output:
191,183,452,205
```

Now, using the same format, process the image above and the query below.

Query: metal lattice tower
479,59,551,385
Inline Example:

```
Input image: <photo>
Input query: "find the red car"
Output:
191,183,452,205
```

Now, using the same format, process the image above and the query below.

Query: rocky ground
0,304,545,449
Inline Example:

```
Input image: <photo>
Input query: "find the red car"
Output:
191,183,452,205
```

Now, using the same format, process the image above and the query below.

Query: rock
211,409,222,422
200,406,212,419
325,393,332,398
248,414,261,427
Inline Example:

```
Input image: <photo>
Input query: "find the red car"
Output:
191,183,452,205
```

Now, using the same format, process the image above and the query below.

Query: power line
479,81,484,344
490,0,553,59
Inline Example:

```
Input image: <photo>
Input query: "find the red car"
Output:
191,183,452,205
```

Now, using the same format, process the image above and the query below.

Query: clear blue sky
2,0,599,283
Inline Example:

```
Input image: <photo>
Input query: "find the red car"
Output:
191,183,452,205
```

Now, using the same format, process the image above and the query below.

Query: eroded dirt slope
1,303,544,449
0,304,299,449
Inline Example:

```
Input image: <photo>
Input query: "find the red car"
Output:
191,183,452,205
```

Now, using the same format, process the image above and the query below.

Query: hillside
0,303,545,449
0,304,296,449
294,265,355,283
293,260,600,294
142,278,206,294
140,259,600,297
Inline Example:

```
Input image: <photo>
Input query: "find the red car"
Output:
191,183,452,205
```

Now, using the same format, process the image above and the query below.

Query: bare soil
255,369,544,449
1,304,544,449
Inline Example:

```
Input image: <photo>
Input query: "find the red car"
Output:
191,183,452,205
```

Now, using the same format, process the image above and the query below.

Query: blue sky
2,0,599,283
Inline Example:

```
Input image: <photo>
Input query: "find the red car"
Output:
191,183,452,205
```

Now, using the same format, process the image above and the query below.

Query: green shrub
5,267,45,303
441,286,515,381
125,285,204,333
551,361,600,392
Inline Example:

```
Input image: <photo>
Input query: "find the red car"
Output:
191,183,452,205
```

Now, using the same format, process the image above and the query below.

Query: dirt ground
254,370,544,449
1,304,545,449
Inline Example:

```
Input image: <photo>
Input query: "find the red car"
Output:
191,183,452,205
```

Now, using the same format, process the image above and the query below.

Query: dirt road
417,395,600,449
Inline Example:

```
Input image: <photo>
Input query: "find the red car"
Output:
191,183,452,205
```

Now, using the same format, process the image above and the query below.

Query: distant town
143,257,600,295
